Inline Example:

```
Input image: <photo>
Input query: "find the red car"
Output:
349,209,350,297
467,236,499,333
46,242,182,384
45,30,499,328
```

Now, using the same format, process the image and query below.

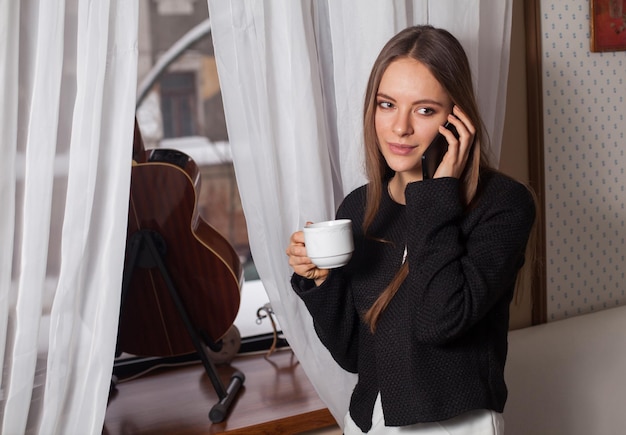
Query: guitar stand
118,229,245,423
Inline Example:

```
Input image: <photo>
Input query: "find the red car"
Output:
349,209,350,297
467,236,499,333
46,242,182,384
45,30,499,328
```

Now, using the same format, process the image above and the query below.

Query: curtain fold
0,1,138,433
209,0,513,426
3,1,66,431
0,0,20,406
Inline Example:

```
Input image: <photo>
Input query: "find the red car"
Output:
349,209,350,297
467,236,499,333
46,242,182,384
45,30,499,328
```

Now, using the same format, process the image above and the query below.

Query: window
160,71,198,138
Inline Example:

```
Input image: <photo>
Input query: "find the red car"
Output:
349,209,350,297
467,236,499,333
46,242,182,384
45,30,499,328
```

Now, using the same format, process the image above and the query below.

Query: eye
376,100,394,110
416,107,435,116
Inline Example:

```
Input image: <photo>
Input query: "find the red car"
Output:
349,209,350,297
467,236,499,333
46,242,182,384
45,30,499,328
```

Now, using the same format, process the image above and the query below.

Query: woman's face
375,57,453,181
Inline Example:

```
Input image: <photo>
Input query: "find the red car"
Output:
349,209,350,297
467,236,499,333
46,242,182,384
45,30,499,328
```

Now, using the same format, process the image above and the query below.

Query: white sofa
504,305,626,435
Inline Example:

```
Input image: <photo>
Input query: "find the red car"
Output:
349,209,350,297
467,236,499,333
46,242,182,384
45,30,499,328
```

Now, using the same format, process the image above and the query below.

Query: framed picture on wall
590,0,626,52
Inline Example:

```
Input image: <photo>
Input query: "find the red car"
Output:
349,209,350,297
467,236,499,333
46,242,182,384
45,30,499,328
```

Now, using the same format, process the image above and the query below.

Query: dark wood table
104,348,338,434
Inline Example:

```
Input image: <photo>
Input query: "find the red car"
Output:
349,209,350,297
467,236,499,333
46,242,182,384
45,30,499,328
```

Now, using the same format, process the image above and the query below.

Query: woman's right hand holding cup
286,227,329,286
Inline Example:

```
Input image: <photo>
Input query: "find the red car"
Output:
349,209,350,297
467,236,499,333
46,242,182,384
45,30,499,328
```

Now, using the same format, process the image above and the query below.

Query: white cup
303,219,354,269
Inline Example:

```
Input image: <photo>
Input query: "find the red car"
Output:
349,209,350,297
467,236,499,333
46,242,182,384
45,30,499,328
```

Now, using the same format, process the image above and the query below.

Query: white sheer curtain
207,0,512,425
0,1,137,433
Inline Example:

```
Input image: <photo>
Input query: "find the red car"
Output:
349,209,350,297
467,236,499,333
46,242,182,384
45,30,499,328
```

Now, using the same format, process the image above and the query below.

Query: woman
286,25,535,434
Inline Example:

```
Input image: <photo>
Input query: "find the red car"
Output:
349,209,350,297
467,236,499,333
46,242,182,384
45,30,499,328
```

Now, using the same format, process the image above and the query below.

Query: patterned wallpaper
541,0,626,320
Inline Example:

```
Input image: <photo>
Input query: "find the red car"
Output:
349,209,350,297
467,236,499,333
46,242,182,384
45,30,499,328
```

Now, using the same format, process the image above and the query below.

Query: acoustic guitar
117,122,243,357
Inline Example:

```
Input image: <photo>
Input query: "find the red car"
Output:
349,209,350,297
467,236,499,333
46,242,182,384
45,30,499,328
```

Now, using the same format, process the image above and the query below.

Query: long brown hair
362,26,493,332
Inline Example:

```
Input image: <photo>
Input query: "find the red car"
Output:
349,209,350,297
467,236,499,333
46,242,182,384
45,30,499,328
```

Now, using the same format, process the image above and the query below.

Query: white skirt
343,393,505,434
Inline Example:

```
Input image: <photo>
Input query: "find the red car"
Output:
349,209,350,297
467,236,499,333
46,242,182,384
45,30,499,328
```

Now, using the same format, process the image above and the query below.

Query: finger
434,111,473,179
294,263,316,278
447,108,475,158
446,109,474,149
289,255,314,271
290,230,305,245
437,123,460,165
287,246,310,264
439,123,460,149
303,266,329,282
452,106,476,136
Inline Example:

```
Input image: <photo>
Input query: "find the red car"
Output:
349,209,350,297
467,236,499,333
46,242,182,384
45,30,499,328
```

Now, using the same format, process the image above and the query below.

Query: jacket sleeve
291,270,360,372
395,175,535,344
290,195,364,372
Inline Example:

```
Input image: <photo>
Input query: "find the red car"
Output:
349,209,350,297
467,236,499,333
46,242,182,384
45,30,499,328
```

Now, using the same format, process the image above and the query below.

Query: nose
393,112,413,136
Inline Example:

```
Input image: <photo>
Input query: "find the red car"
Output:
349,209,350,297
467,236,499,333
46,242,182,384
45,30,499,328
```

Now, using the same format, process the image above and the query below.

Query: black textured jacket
292,170,535,432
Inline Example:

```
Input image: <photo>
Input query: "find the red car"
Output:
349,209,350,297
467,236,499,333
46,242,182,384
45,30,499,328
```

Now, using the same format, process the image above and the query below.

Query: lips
388,142,417,156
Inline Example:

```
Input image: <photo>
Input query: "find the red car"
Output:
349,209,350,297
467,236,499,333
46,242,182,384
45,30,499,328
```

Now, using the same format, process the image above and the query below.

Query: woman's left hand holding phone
434,105,476,179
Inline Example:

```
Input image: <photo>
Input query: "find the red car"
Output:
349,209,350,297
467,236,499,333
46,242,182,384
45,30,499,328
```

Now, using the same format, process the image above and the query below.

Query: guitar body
117,147,243,357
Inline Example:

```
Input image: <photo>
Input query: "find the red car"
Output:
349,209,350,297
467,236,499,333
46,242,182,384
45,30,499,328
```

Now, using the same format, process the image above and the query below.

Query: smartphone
421,121,460,180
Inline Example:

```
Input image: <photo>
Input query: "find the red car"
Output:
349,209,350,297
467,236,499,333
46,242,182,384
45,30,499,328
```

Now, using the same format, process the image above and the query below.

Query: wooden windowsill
104,348,338,434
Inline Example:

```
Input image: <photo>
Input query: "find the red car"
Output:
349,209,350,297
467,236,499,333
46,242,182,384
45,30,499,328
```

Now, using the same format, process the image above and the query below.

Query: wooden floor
104,348,342,434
